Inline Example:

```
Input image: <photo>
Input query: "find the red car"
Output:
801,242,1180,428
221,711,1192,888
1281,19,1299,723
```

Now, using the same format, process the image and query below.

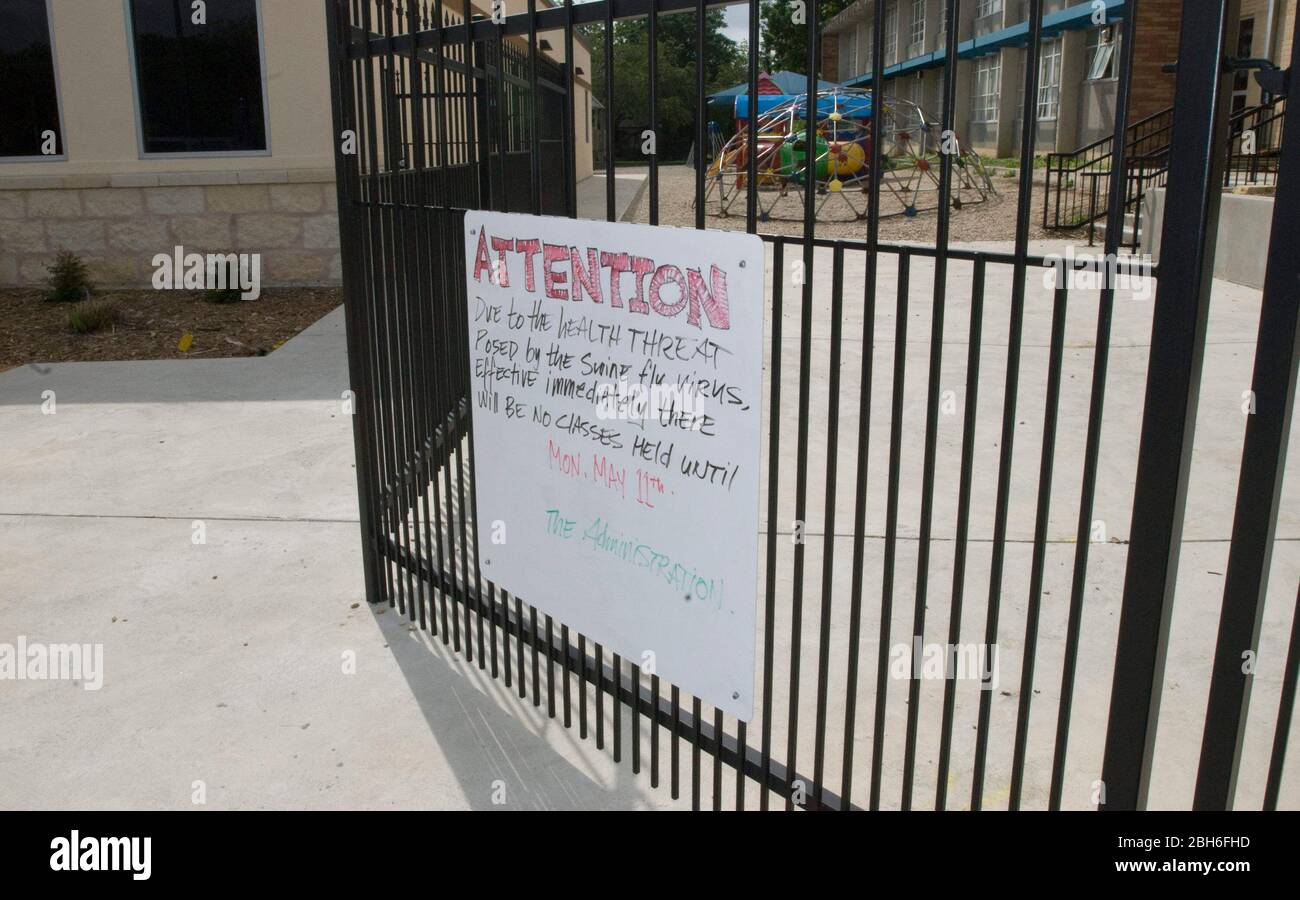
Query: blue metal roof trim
733,93,873,120
844,0,1126,87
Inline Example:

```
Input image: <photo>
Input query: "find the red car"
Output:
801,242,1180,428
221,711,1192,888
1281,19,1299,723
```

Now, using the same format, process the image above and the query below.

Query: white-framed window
884,1,899,66
972,54,1001,122
908,0,925,57
1085,25,1117,80
976,0,1002,18
1037,37,1062,120
938,2,948,42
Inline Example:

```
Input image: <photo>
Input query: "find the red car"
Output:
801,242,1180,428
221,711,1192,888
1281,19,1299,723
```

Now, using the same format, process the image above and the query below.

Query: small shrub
44,249,93,303
67,300,124,335
204,287,245,304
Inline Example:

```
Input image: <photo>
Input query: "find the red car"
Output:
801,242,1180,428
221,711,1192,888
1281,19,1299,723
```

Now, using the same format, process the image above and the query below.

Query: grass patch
981,154,1049,170
67,300,124,335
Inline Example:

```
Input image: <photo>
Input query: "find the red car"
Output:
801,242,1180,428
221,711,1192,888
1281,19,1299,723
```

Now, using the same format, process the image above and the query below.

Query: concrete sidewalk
576,172,647,222
0,309,681,810
0,240,1296,810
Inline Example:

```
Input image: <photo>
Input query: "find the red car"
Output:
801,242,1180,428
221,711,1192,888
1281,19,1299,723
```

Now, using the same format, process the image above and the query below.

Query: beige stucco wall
2,0,333,178
0,0,595,288
0,0,592,180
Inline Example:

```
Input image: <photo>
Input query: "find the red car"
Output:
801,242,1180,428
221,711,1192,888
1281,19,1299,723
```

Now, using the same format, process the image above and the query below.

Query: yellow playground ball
828,141,865,176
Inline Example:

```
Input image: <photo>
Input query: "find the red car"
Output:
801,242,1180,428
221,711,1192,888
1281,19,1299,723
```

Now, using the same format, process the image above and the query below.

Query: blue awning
845,0,1127,87
733,92,873,120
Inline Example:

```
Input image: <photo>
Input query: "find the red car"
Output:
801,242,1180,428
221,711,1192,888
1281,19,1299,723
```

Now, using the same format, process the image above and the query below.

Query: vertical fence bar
546,615,556,718
362,0,400,615
1100,0,1240,811
563,0,577,216
902,0,960,811
430,0,455,643
694,0,705,230
843,0,886,811
744,0,758,233
1264,585,1300,810
595,639,605,747
691,0,707,811
604,1,615,221
1193,11,1300,807
562,624,572,728
936,255,985,809
648,0,659,227
516,594,526,699
759,240,785,811
647,0,661,790
970,0,1044,811
783,0,819,812
528,0,542,215
405,0,432,638
326,0,383,609
811,242,846,809
579,633,588,738
613,654,622,763
873,246,910,810
1049,0,1140,811
1008,281,1069,808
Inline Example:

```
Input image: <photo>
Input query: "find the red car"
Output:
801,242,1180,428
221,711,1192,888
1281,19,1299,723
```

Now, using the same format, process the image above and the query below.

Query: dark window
128,0,267,154
0,0,63,158
1231,17,1255,115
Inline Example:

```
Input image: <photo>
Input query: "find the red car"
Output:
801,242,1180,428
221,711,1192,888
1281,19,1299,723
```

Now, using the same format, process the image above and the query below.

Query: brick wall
1128,0,1182,124
0,170,340,289
822,31,841,82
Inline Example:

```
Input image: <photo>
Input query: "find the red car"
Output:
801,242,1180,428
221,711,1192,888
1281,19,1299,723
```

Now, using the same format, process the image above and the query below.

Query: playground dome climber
701,87,995,223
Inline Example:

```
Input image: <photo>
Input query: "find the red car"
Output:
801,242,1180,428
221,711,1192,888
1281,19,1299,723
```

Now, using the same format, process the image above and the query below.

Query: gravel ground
623,163,1082,245
0,287,343,372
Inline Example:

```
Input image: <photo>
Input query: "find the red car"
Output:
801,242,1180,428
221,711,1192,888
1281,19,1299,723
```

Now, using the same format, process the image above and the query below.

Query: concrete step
1092,212,1140,244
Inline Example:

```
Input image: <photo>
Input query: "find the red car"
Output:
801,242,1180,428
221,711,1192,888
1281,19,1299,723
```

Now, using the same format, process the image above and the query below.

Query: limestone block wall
0,170,341,289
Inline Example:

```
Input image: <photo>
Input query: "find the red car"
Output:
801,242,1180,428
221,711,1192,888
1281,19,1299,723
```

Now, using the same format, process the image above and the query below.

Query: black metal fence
1225,95,1287,188
1043,105,1173,238
1045,94,1289,251
327,0,1300,810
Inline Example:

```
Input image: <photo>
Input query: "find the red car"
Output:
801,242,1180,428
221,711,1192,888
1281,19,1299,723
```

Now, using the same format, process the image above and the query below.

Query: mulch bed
0,287,344,373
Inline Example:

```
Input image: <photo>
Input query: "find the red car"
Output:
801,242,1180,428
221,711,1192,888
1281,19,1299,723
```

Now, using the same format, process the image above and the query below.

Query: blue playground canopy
733,92,873,121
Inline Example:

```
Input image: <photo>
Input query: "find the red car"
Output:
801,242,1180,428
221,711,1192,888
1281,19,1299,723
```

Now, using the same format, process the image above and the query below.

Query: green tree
587,13,745,162
617,10,744,90
759,0,852,75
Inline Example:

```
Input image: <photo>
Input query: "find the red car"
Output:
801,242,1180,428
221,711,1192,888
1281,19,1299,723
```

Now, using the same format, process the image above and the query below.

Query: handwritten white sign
463,211,764,720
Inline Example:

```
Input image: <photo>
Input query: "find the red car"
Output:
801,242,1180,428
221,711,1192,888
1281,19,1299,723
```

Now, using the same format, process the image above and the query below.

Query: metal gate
326,0,1300,810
